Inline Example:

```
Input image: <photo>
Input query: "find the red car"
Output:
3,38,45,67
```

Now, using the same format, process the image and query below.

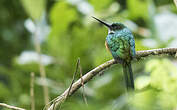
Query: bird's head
92,16,125,34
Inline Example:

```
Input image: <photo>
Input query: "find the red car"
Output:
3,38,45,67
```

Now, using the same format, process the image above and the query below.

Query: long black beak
92,16,111,29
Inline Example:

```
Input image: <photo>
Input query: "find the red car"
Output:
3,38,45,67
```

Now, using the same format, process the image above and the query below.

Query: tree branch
0,103,26,110
47,48,177,110
30,72,35,110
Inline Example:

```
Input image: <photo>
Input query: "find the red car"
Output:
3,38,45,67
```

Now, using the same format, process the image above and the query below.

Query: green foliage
132,90,158,110
48,2,78,60
131,59,177,110
0,0,176,110
50,2,78,35
88,0,113,11
0,83,10,100
20,0,46,20
127,0,149,20
146,59,177,91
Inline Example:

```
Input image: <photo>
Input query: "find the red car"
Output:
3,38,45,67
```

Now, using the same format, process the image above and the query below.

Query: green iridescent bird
92,17,136,90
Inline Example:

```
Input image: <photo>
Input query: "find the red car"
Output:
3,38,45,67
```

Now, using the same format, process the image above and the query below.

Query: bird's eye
112,24,116,28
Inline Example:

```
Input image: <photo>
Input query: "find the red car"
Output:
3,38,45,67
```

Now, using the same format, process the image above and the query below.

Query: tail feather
122,62,134,90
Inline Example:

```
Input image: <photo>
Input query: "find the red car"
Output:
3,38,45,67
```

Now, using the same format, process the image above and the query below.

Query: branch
0,103,26,110
30,72,35,110
47,48,177,110
79,59,88,106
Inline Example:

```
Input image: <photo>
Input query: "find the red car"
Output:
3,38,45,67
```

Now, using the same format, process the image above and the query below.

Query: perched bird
92,16,136,90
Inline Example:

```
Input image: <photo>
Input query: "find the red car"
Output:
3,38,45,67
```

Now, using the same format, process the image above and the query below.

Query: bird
92,16,136,90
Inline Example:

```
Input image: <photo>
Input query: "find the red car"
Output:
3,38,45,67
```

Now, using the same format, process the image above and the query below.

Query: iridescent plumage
106,23,135,62
93,17,136,90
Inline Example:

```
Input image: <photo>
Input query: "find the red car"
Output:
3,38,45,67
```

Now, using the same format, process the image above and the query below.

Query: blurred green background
0,0,177,110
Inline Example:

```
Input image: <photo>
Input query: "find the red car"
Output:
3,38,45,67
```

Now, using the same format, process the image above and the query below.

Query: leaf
0,83,10,99
135,76,150,90
48,2,78,58
88,0,113,11
145,59,177,91
132,90,158,110
20,0,46,20
127,0,149,20
49,2,78,36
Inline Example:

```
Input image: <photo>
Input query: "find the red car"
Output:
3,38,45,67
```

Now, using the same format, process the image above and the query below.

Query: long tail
122,61,134,90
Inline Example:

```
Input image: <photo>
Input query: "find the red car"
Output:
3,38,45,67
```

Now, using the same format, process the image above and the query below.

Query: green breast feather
106,28,135,61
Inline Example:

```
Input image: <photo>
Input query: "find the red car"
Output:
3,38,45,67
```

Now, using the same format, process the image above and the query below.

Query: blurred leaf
132,90,158,110
20,0,46,20
49,2,78,36
19,94,30,105
48,2,78,59
158,91,177,110
92,48,112,66
135,76,150,90
0,83,10,99
127,0,149,20
88,0,113,11
13,62,39,74
145,59,177,91
135,39,150,51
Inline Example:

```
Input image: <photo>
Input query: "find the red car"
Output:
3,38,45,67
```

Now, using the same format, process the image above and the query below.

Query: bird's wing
129,34,136,58
106,32,135,61
115,36,131,59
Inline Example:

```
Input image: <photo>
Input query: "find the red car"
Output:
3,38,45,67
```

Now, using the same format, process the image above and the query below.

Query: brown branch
0,103,26,110
66,58,80,98
47,47,177,110
30,72,35,110
51,58,80,110
78,58,88,106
